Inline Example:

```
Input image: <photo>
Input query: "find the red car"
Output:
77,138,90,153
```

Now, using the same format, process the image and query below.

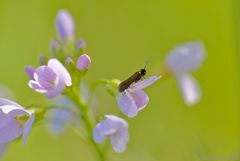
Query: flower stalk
67,88,106,161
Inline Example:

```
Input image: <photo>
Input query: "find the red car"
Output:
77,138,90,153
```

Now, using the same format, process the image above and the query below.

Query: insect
118,64,147,93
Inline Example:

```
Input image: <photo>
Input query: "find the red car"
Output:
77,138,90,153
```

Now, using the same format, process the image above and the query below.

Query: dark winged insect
118,64,148,92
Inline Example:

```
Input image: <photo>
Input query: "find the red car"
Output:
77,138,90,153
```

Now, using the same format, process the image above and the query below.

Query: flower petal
28,80,47,93
0,115,23,143
45,77,66,98
93,118,118,143
0,98,22,108
166,41,206,75
177,74,201,106
129,76,160,91
0,142,8,158
105,115,129,153
48,59,72,86
110,129,129,153
93,115,129,152
22,114,34,144
0,105,26,115
34,66,57,89
104,115,128,128
117,92,138,117
130,90,149,111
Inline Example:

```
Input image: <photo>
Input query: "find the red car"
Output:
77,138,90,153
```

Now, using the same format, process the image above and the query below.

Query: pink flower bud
55,10,75,41
76,54,91,71
76,38,86,51
25,66,36,80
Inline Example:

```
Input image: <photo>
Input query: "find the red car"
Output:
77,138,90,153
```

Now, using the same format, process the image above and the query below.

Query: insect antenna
143,59,151,70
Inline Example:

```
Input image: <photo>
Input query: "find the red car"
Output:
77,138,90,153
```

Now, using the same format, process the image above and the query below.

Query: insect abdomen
118,72,142,92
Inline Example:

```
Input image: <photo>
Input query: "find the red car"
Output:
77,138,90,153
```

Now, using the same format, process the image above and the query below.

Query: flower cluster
0,9,206,161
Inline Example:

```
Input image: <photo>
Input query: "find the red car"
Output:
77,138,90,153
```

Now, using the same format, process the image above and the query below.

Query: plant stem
68,88,106,161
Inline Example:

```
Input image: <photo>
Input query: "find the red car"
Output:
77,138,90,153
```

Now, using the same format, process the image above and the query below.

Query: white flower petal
166,41,206,75
117,92,138,118
130,90,149,111
0,105,26,115
28,80,47,93
177,74,201,106
129,76,160,91
48,59,72,86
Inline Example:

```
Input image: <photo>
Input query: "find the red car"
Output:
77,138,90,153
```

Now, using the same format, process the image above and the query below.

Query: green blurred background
0,0,239,160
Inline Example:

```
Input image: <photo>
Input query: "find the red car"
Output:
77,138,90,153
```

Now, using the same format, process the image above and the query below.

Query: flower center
14,115,29,128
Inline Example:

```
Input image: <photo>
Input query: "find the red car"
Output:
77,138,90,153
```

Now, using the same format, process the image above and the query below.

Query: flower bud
65,57,75,71
50,39,62,53
65,57,74,64
25,66,36,79
76,38,86,51
38,56,48,65
55,10,75,41
76,54,91,71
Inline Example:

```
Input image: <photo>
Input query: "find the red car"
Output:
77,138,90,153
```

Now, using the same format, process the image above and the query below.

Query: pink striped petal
117,92,138,118
130,90,149,111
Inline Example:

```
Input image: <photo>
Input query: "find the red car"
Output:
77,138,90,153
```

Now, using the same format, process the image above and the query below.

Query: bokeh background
0,0,239,161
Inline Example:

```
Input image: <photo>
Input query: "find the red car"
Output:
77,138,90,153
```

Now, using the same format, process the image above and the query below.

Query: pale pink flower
26,59,72,98
117,76,160,117
93,115,129,153
165,41,206,106
0,98,34,157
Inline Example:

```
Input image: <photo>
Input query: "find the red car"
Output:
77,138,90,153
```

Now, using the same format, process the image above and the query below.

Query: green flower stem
67,88,106,161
